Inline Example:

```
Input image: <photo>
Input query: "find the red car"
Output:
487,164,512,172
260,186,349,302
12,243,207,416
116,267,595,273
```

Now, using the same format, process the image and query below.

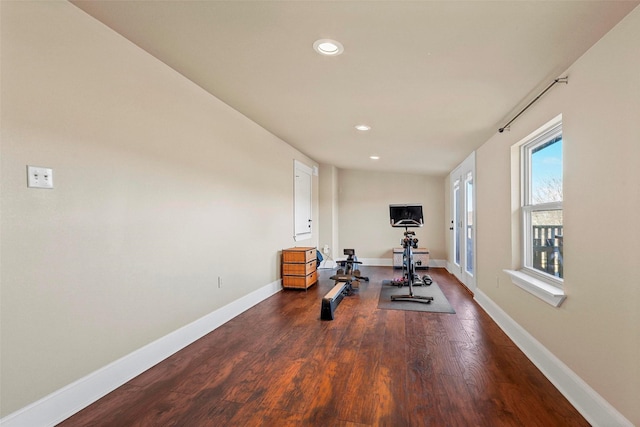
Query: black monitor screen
389,204,424,227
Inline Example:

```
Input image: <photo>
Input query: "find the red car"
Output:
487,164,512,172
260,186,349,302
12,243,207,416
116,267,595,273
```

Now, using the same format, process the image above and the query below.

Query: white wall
4,1,638,424
475,6,640,424
337,169,445,263
0,1,317,416
318,163,339,261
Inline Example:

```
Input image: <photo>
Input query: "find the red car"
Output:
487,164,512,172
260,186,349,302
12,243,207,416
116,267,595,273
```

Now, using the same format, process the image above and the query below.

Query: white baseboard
359,258,446,268
359,257,393,266
428,259,447,268
318,259,337,269
0,279,283,427
474,289,633,427
445,261,456,275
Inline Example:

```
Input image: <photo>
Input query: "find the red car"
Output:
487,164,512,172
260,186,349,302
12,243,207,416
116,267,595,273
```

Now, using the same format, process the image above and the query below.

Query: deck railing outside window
532,225,563,278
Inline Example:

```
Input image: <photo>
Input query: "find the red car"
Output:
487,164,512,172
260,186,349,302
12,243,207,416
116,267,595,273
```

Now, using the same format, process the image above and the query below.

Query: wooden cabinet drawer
282,247,316,264
282,270,317,289
283,260,315,276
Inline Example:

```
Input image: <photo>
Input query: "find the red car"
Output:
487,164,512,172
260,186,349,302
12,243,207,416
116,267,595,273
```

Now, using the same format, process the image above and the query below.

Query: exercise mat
378,280,455,314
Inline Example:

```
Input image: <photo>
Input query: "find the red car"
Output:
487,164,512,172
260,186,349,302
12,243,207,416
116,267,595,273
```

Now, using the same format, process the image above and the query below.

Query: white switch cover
27,166,54,189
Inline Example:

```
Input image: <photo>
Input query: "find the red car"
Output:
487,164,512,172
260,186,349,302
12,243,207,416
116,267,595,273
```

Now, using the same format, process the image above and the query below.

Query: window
521,119,563,284
505,115,565,307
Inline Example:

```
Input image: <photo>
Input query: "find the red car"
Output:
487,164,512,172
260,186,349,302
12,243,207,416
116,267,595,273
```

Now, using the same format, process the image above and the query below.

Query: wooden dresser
282,246,317,289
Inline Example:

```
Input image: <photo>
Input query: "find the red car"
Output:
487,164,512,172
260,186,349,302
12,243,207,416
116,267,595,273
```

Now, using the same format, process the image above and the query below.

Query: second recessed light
313,39,344,56
355,124,371,131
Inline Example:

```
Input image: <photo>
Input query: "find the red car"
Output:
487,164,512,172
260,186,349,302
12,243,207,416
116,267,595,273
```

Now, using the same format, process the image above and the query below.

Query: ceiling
71,1,638,176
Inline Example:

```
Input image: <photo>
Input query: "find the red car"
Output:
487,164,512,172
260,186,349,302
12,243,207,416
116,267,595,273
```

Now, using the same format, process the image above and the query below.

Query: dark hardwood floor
58,267,589,426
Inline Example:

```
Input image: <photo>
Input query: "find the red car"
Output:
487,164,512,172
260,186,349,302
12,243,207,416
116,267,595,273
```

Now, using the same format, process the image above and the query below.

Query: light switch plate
27,166,54,189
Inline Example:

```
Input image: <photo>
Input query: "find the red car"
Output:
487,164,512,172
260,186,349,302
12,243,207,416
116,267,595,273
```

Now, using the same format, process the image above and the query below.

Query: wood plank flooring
58,267,589,426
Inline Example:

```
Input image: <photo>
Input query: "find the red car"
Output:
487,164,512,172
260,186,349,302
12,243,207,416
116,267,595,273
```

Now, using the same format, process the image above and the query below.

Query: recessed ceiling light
370,155,380,160
355,124,371,131
313,39,344,56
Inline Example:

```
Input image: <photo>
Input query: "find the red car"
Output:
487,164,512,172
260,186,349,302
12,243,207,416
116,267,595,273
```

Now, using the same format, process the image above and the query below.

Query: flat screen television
389,204,424,227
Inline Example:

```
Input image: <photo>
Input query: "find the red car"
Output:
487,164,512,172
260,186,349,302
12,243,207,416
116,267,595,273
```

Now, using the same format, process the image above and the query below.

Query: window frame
520,119,563,287
505,114,566,307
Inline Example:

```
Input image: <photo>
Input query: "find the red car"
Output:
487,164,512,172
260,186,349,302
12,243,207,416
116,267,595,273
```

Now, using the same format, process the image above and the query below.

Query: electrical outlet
27,166,53,189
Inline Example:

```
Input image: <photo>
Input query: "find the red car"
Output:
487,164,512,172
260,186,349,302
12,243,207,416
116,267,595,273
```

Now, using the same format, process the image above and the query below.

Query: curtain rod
498,76,568,133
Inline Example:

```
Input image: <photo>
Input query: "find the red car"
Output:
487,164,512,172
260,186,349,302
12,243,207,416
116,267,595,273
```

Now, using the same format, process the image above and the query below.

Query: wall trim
359,257,393,267
360,258,446,268
474,289,633,427
317,259,337,269
428,259,447,268
446,261,455,275
0,279,283,427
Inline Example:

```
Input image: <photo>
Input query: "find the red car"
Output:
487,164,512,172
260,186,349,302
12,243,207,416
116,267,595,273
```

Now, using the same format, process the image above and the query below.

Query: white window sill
504,269,566,307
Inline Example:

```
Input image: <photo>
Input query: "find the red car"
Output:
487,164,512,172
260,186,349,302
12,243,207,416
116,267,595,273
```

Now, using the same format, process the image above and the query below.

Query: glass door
449,153,476,291
464,170,474,282
452,177,462,273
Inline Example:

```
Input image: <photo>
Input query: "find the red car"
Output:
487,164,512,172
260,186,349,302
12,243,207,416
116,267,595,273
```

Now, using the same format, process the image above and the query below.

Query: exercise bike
389,204,433,304
320,249,369,320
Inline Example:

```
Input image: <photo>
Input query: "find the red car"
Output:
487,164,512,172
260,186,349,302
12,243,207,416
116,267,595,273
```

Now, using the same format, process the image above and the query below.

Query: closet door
294,160,312,241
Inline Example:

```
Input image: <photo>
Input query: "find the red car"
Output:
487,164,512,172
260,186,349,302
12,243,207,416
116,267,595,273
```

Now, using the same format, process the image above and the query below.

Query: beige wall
318,163,339,260
0,1,318,416
3,0,638,423
337,169,445,261
475,6,639,424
